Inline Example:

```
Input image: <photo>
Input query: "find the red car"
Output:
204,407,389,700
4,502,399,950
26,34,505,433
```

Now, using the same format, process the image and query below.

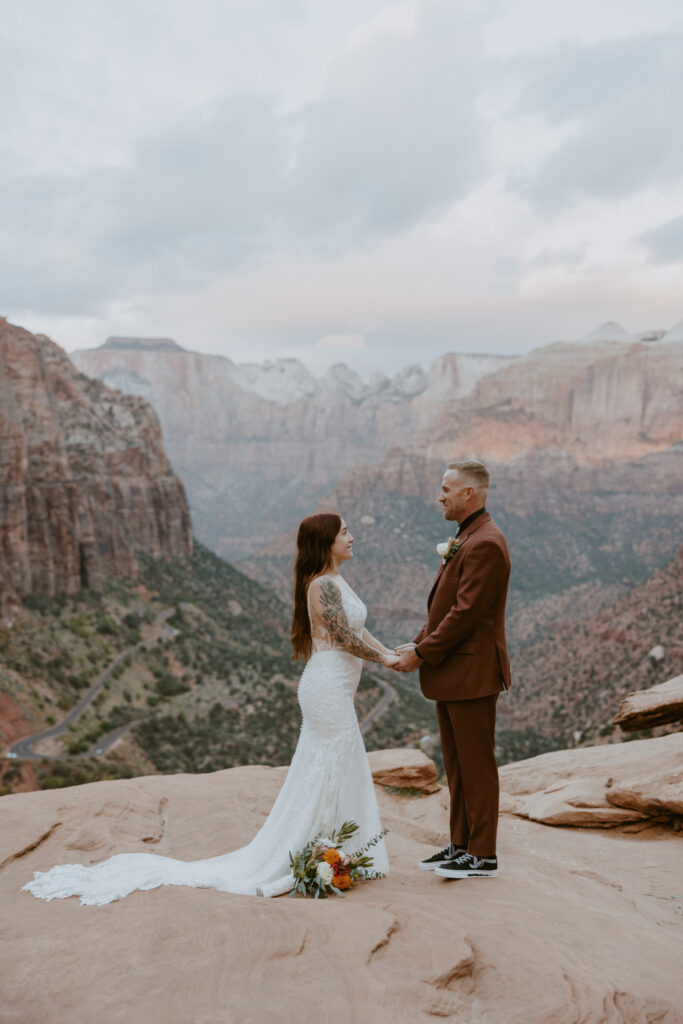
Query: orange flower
323,848,341,865
335,873,351,890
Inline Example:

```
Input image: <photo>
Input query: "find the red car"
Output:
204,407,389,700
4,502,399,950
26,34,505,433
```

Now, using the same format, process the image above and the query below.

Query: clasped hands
381,642,423,673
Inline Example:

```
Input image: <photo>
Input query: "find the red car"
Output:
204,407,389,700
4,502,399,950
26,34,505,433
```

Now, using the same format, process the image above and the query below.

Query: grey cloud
524,243,588,271
637,215,683,263
287,4,487,248
103,94,291,275
0,95,292,311
512,33,683,204
0,3,489,313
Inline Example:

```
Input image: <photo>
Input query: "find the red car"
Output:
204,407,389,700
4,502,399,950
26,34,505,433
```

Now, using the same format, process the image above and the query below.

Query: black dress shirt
455,506,487,536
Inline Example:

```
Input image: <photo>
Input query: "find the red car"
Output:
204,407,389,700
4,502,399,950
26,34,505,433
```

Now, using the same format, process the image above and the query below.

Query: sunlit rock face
422,338,683,465
0,320,192,617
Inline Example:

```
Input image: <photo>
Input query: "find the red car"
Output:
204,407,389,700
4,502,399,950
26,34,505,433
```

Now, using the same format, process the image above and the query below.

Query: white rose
436,542,449,557
316,862,334,884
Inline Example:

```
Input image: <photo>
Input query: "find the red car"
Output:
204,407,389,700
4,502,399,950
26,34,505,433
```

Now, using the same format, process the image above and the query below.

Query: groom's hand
393,646,423,673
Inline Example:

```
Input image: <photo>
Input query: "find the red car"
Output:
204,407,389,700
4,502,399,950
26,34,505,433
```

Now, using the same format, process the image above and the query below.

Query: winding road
360,672,396,734
6,607,178,761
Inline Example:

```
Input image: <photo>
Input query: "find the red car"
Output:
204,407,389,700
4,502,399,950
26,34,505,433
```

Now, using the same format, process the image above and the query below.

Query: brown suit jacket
414,511,511,702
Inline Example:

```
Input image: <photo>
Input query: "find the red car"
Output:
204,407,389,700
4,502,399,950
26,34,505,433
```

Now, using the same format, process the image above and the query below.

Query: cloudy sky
2,0,683,375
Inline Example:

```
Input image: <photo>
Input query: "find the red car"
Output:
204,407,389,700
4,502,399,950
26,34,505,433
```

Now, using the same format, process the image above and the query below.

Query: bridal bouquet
288,820,387,898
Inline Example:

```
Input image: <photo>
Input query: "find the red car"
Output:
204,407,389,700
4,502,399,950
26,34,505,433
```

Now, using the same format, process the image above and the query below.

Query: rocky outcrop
499,732,683,827
3,748,681,1023
0,320,192,617
613,674,683,731
70,339,515,558
368,748,440,794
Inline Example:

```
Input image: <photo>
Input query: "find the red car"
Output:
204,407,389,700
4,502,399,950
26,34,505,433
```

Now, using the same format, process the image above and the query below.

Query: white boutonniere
436,536,462,564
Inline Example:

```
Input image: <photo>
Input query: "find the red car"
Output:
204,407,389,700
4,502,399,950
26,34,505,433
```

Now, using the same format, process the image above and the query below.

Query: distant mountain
580,321,633,343
70,339,517,559
103,337,185,352
0,320,193,619
423,336,683,464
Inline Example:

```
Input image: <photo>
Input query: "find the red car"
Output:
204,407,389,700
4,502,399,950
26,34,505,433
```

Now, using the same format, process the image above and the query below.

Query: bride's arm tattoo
362,627,389,655
319,579,383,662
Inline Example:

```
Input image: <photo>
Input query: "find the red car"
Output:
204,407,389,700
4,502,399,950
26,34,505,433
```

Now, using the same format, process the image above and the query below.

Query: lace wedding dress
22,573,389,905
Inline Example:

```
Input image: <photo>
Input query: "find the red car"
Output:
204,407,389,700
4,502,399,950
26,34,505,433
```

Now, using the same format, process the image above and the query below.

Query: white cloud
349,2,417,51
511,33,683,204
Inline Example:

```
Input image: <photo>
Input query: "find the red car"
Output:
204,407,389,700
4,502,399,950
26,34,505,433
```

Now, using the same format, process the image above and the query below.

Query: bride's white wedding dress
22,573,389,905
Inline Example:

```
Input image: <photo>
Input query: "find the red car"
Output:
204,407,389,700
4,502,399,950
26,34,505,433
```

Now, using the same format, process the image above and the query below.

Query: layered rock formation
3,745,681,1023
613,674,683,732
0,320,192,618
70,338,516,558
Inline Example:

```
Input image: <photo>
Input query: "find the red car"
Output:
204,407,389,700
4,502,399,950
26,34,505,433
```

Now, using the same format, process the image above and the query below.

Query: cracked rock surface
2,750,682,1023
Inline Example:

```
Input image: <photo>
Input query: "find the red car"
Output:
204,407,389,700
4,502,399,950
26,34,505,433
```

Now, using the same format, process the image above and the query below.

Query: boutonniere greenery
436,536,463,564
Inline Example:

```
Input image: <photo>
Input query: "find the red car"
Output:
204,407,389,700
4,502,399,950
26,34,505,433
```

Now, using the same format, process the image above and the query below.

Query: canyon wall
71,339,515,558
0,320,193,617
424,339,683,465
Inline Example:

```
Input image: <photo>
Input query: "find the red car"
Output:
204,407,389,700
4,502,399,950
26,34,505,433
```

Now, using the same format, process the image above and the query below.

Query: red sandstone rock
0,319,192,618
2,750,681,1023
613,674,683,731
368,748,440,793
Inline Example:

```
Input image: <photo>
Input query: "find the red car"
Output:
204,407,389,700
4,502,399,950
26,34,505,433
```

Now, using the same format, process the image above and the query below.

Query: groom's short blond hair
447,459,490,493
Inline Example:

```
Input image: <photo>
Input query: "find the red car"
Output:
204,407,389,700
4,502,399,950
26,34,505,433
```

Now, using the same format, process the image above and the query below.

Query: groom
393,459,511,879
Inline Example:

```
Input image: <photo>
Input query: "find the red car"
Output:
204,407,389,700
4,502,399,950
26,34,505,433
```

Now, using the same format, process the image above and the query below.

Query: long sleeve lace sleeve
307,577,384,663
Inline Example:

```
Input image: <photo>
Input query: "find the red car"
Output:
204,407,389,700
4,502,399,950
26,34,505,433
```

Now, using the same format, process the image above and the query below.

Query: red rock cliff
0,320,192,616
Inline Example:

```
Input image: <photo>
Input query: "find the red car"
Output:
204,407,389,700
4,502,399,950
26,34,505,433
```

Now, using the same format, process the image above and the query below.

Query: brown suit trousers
437,694,499,855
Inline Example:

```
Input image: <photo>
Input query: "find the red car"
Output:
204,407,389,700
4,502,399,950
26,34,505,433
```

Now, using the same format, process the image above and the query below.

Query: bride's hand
381,652,401,669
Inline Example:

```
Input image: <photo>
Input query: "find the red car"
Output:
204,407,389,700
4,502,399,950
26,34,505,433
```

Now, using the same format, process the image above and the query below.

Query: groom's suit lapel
427,512,492,608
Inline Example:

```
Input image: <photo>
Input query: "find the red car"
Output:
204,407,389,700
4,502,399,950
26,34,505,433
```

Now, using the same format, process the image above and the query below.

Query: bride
22,513,399,904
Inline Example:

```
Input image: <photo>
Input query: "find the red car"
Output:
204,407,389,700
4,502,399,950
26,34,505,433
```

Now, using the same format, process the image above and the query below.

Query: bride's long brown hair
290,512,342,661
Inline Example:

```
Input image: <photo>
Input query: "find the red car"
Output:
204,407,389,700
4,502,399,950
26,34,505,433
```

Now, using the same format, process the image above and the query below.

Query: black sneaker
435,853,498,878
418,843,467,871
